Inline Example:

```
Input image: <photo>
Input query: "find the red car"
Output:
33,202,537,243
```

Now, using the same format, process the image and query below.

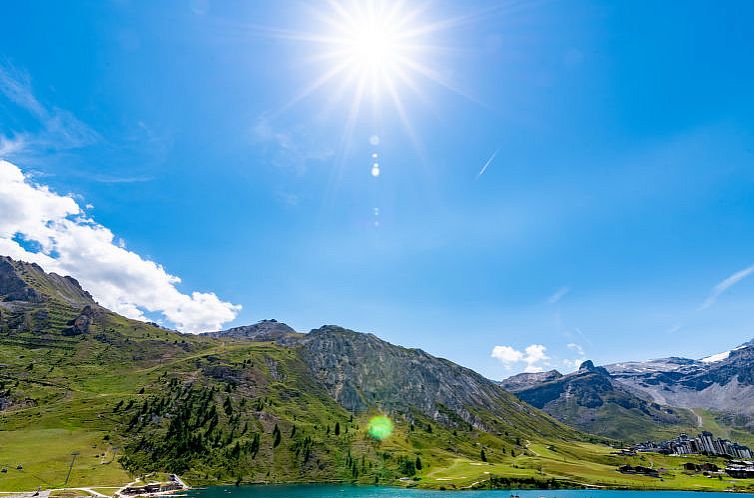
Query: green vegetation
0,256,753,493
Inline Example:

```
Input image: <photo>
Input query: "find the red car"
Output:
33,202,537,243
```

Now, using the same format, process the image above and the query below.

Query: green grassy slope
1,257,753,493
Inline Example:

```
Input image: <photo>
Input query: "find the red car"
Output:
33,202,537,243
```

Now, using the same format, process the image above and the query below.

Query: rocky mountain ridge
500,360,696,441
605,340,754,421
500,339,754,442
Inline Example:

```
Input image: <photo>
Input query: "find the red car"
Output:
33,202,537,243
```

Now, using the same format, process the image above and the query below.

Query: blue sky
2,0,754,379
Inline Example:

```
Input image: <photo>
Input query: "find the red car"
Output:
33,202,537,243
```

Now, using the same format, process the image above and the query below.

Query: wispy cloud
547,286,570,304
572,327,593,347
0,134,27,157
666,323,682,334
491,343,550,373
700,264,754,310
251,116,334,174
0,63,99,155
275,191,301,207
476,147,499,179
89,174,154,184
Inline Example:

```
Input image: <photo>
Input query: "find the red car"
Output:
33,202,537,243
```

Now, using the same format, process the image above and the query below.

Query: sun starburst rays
269,1,467,149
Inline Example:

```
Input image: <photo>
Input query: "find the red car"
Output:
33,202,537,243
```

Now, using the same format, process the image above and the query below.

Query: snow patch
701,351,731,363
701,344,747,363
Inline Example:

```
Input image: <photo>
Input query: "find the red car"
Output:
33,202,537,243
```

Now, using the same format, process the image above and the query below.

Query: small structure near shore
725,461,754,479
117,475,188,497
683,462,719,473
618,464,660,478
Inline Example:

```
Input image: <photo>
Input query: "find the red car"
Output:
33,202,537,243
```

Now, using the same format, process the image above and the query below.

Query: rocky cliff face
0,256,97,335
0,256,94,306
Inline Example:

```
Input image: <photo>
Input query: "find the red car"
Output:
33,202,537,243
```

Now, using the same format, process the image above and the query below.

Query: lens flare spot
368,415,394,440
370,135,381,146
371,165,381,177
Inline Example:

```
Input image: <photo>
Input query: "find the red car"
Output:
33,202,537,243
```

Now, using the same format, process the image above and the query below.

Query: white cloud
547,286,570,304
491,343,550,373
491,345,524,363
700,264,754,310
0,160,241,332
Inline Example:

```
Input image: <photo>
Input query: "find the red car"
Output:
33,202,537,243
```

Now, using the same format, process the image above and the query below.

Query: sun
348,15,398,68
323,1,412,90
277,0,464,146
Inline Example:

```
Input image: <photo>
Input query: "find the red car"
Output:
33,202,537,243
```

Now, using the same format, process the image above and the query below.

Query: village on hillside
631,431,752,459
617,431,754,479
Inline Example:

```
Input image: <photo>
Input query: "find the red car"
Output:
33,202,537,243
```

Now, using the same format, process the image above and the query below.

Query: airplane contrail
476,148,500,179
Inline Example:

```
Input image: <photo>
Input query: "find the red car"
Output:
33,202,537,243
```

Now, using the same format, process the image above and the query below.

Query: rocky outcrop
64,305,96,336
0,257,44,303
0,256,94,306
499,370,563,392
203,319,299,344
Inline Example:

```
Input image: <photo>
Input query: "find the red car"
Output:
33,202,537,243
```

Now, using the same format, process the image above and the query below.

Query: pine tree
272,424,282,448
480,449,487,462
415,456,423,470
334,422,341,436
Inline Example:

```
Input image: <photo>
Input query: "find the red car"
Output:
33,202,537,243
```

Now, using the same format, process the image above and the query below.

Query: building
632,432,752,459
618,465,660,478
725,461,754,479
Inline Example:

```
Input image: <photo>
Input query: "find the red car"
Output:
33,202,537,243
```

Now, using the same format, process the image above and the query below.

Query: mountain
202,322,578,441
501,360,698,442
0,255,590,492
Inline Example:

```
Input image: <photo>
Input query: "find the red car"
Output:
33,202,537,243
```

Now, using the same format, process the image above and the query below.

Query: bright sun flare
335,6,406,78
315,0,430,100
281,0,463,146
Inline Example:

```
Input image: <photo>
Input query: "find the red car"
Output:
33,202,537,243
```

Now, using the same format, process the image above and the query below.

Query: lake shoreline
178,480,754,494
180,483,754,497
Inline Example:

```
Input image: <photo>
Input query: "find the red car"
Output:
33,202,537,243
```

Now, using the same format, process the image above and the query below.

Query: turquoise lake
186,486,754,498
